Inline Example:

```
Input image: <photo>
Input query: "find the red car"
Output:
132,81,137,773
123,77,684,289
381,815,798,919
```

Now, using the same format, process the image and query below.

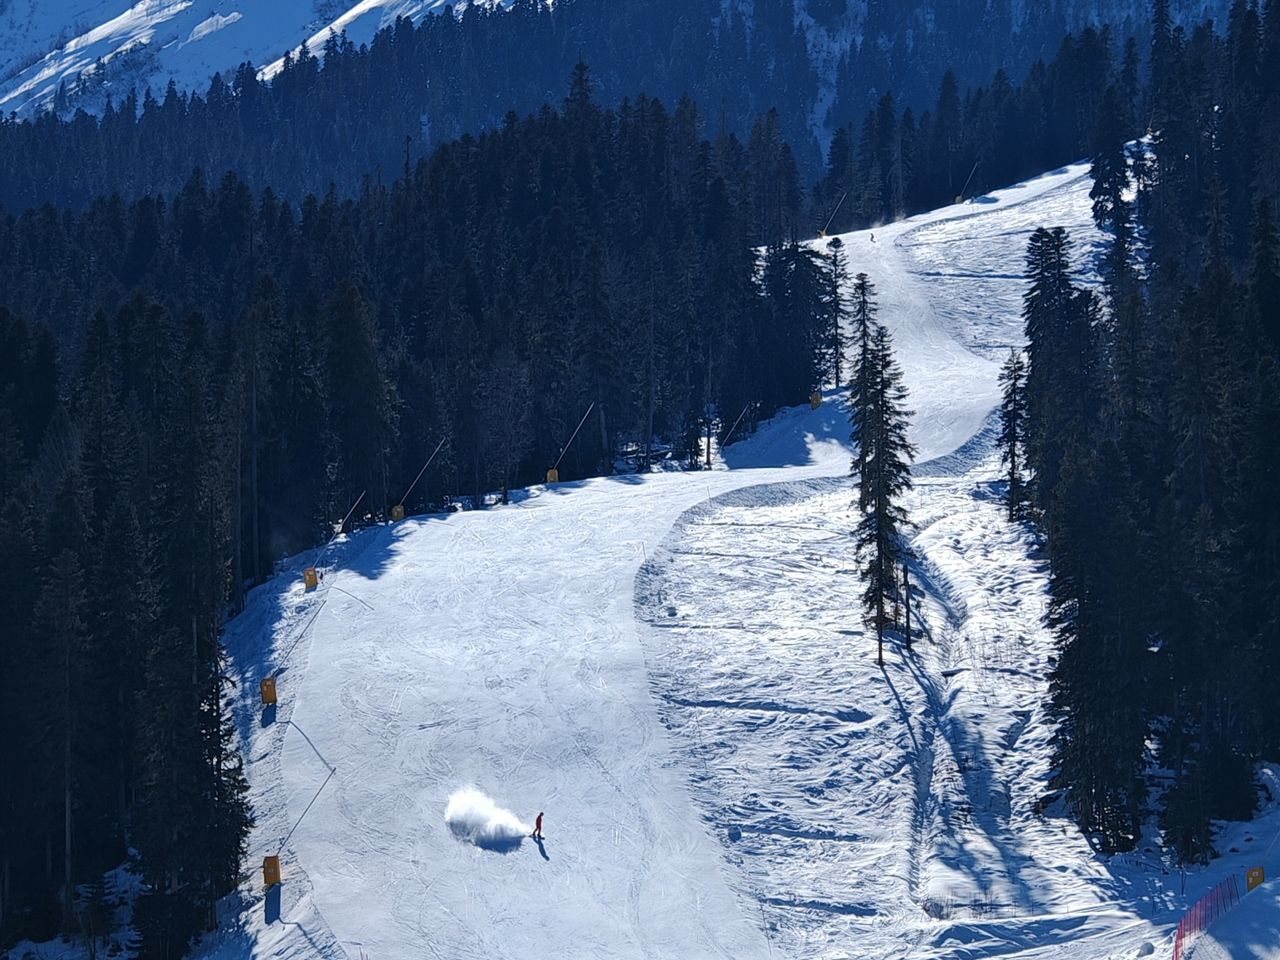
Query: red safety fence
1172,874,1241,960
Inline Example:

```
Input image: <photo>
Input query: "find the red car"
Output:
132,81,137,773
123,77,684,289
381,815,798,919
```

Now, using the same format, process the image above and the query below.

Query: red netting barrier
1172,874,1241,960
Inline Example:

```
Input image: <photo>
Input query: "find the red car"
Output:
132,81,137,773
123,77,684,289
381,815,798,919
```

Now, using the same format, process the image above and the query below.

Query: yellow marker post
260,676,277,707
1247,866,1265,892
303,567,319,591
263,855,281,887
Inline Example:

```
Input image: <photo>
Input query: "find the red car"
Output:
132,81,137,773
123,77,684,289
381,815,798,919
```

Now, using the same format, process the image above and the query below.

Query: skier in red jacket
533,812,544,840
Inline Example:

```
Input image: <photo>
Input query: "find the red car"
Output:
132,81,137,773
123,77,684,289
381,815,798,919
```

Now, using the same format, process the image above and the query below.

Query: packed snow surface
192,162,1280,960
1188,879,1280,960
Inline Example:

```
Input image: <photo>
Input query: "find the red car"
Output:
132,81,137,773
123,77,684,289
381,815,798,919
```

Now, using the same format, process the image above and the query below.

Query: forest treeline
0,64,844,954
813,24,1143,232
0,0,1180,212
1,0,1277,954
1003,0,1280,859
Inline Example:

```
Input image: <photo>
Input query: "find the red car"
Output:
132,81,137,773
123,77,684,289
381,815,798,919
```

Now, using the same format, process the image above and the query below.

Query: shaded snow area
149,161,1276,960
1190,879,1280,960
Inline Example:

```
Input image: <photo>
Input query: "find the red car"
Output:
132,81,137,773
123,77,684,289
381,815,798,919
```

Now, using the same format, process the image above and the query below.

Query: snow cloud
444,788,529,851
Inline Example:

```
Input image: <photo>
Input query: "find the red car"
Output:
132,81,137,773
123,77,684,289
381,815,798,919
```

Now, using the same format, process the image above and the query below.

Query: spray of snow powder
444,788,530,851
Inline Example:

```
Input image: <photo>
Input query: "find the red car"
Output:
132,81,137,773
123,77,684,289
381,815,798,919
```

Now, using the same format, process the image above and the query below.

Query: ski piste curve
208,161,1262,960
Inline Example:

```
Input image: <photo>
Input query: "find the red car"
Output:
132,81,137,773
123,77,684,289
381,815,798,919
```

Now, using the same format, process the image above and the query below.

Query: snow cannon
810,392,822,410
303,567,319,591
391,504,406,522
263,855,281,888
260,676,277,707
1247,865,1265,892
546,468,560,484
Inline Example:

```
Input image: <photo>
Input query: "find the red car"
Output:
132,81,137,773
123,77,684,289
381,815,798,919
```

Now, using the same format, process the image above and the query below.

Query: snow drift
444,788,530,851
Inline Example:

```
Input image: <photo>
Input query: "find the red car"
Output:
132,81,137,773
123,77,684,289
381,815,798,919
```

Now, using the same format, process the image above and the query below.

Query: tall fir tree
851,322,915,665
997,349,1029,520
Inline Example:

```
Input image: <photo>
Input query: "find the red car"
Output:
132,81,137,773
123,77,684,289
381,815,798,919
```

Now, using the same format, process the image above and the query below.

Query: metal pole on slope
548,400,596,480
338,490,366,534
263,719,337,888
957,160,980,203
397,437,446,509
280,723,337,845
279,764,336,854
819,191,848,238
721,407,747,450
307,488,369,587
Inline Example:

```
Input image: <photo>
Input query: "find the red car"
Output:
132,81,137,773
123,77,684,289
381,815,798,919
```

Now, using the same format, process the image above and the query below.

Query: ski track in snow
183,162,1280,960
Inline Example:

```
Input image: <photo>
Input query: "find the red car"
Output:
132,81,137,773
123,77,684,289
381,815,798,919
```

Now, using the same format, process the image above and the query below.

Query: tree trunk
644,297,656,471
232,422,243,613
250,356,260,584
63,637,73,927
598,404,610,475
876,576,885,666
903,562,912,650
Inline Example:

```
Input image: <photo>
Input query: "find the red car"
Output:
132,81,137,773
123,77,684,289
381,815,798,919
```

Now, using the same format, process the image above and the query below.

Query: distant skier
870,232,875,243
533,812,544,840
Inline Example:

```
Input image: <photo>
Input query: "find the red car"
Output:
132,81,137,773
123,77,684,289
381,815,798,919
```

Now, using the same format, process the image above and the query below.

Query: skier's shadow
532,835,550,861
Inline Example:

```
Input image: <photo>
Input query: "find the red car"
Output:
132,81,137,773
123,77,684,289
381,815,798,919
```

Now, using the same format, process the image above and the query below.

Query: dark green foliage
1030,0,1280,862
822,238,851,388
849,303,915,665
0,302,251,950
1,73,844,951
816,27,1149,236
0,0,1179,212
848,272,878,510
997,350,1028,521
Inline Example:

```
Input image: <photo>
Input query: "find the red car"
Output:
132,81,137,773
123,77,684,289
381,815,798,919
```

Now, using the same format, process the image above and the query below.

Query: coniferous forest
0,0,1191,212
1005,0,1280,860
0,0,1277,955
1,62,844,954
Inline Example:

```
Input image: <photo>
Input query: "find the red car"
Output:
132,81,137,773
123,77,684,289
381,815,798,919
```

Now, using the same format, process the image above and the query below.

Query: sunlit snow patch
444,788,529,851
186,13,243,45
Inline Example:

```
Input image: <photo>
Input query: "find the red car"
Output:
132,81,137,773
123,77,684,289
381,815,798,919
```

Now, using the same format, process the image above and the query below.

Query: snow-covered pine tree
1089,82,1134,290
848,272,878,511
1046,439,1146,853
851,322,915,665
997,349,1028,520
1022,227,1099,522
824,237,850,388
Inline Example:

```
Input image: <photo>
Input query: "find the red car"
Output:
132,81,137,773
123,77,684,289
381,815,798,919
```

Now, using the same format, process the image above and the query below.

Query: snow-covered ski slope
205,162,1278,960
1189,877,1280,960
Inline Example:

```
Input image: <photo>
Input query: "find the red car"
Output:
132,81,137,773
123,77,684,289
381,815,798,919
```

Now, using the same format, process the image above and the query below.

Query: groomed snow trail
207,162,1250,960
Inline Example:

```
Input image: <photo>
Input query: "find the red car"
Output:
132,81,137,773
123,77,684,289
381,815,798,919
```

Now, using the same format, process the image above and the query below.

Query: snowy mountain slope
3,0,1234,121
0,0,474,115
191,162,1280,960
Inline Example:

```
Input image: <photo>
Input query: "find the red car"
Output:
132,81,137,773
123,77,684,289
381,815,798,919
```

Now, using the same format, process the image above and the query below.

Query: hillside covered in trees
1,0,1278,955
0,64,844,953
1005,0,1280,859
0,0,1230,212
